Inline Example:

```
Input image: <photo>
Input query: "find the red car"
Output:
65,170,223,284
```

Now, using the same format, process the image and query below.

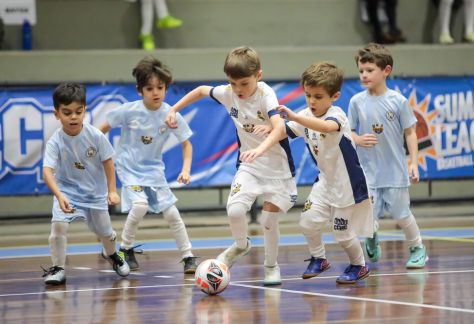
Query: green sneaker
364,232,381,262
406,245,428,269
156,15,183,29
140,34,155,50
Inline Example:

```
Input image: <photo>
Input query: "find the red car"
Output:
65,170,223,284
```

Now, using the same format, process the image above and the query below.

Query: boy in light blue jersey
42,83,130,285
100,57,198,273
348,43,428,269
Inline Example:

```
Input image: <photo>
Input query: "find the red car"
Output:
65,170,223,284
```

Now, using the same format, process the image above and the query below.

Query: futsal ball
195,259,230,295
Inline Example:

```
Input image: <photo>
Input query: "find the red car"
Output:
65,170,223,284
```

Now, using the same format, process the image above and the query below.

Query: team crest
256,111,266,121
130,185,143,192
141,136,153,144
230,183,241,196
242,124,255,133
302,200,312,212
85,146,97,157
386,111,396,121
230,107,238,118
74,162,85,170
311,132,318,141
159,126,167,134
372,123,384,134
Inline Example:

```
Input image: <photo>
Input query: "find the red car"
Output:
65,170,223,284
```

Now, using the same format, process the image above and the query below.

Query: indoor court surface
1,228,474,323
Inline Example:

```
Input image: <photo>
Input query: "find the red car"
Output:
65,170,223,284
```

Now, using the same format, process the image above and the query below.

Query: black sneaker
109,251,130,277
120,247,139,270
182,256,198,274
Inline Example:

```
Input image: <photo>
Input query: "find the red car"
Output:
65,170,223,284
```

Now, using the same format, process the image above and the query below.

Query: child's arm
166,86,213,128
98,122,111,134
278,106,339,133
404,125,420,183
43,167,74,213
177,139,192,185
103,158,120,205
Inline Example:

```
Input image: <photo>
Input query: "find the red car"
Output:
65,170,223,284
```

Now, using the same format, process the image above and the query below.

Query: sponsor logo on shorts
130,185,143,192
334,217,348,231
290,194,298,203
230,183,241,196
302,199,312,212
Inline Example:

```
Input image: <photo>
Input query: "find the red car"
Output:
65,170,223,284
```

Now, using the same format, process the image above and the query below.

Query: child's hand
240,148,263,163
409,162,420,183
177,171,191,185
108,191,120,205
357,133,378,148
58,195,74,213
277,106,296,121
253,124,272,138
165,110,178,129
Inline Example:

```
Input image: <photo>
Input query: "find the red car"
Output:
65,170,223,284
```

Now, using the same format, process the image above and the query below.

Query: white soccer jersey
348,89,417,188
210,82,294,179
43,122,115,210
107,100,192,187
286,106,369,208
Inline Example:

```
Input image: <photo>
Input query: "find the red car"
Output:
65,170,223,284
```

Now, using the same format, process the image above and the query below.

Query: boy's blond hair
223,46,261,79
301,61,343,97
355,43,393,70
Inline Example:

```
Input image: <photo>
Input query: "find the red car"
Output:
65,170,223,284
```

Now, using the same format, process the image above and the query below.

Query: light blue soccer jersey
43,122,115,210
348,89,417,188
107,100,192,187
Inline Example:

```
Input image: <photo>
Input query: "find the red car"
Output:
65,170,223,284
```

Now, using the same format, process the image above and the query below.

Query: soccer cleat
406,245,428,269
216,238,251,268
182,256,199,274
156,15,183,29
302,257,331,279
108,251,130,277
42,266,66,285
120,247,140,271
336,264,370,284
140,34,155,50
263,264,281,286
365,232,381,262
464,32,474,43
439,33,454,45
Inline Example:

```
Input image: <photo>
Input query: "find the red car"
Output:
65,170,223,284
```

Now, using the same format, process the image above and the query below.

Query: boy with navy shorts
348,43,428,268
42,82,130,285
166,46,297,286
100,57,198,273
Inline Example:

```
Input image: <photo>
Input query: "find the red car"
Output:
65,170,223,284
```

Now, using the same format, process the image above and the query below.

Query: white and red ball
195,259,230,295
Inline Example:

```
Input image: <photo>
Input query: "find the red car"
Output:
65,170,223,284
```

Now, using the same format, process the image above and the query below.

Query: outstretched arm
177,140,192,184
278,106,339,133
166,86,212,128
404,125,419,183
103,158,120,205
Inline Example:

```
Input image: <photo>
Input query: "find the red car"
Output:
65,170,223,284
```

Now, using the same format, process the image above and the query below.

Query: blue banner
1,77,473,195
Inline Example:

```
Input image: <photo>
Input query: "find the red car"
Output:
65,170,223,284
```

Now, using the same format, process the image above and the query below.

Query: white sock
154,0,169,19
464,0,474,34
302,228,326,259
227,203,249,249
398,214,423,248
439,0,455,35
49,222,68,268
121,202,148,249
100,231,117,256
140,0,154,35
260,210,281,267
163,205,193,258
339,237,365,266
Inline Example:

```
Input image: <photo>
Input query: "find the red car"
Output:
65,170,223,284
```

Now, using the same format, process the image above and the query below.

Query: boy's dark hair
52,82,86,109
224,46,261,79
133,56,173,91
355,43,393,70
301,61,343,97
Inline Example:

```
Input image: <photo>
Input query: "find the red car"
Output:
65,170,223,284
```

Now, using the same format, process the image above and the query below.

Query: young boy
99,57,198,273
42,82,130,285
348,43,428,269
166,46,297,286
278,61,373,284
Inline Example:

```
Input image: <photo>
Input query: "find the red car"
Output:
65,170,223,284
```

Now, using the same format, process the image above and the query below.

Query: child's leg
339,237,365,266
397,214,422,248
121,202,148,249
162,205,193,258
154,0,170,20
260,203,281,268
464,0,474,39
227,202,250,249
49,221,69,267
439,0,455,43
140,0,154,35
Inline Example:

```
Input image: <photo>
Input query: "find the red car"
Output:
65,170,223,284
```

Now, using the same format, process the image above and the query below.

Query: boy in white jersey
166,46,297,286
99,57,198,273
278,62,373,284
348,43,428,268
42,83,130,285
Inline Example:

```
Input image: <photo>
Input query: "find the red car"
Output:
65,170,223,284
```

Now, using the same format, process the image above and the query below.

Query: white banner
0,0,36,25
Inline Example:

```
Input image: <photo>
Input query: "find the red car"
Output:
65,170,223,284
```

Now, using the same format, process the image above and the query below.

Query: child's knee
299,214,324,234
226,202,248,220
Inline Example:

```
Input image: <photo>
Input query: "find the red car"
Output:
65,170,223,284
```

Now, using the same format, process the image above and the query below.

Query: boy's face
54,101,86,136
139,76,167,110
357,61,391,92
304,85,340,117
227,70,262,100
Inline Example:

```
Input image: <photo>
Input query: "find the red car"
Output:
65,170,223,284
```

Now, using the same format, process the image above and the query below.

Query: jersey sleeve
106,104,126,128
263,87,280,115
285,111,306,139
97,131,115,161
172,112,193,143
347,98,359,132
399,97,417,130
210,85,232,108
43,137,59,170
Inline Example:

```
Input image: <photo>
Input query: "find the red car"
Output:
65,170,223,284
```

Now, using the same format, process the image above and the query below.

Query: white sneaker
216,238,251,268
439,33,454,45
42,266,66,285
263,264,281,286
108,251,130,277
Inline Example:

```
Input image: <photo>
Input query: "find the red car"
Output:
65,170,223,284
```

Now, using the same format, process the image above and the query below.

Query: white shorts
51,198,114,237
121,185,177,214
300,192,373,241
369,187,413,220
227,169,297,213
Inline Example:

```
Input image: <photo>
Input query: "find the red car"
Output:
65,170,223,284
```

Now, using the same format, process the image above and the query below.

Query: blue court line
1,228,473,259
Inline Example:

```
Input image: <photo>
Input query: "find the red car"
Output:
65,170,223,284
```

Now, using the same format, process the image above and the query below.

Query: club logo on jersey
230,107,238,118
386,111,396,121
159,126,167,134
130,185,143,192
302,199,312,212
334,217,348,231
304,128,309,139
230,183,241,196
74,162,85,170
242,124,255,133
320,133,326,139
141,136,153,144
257,111,266,121
312,145,319,156
86,146,97,157
290,195,298,203
372,123,384,134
